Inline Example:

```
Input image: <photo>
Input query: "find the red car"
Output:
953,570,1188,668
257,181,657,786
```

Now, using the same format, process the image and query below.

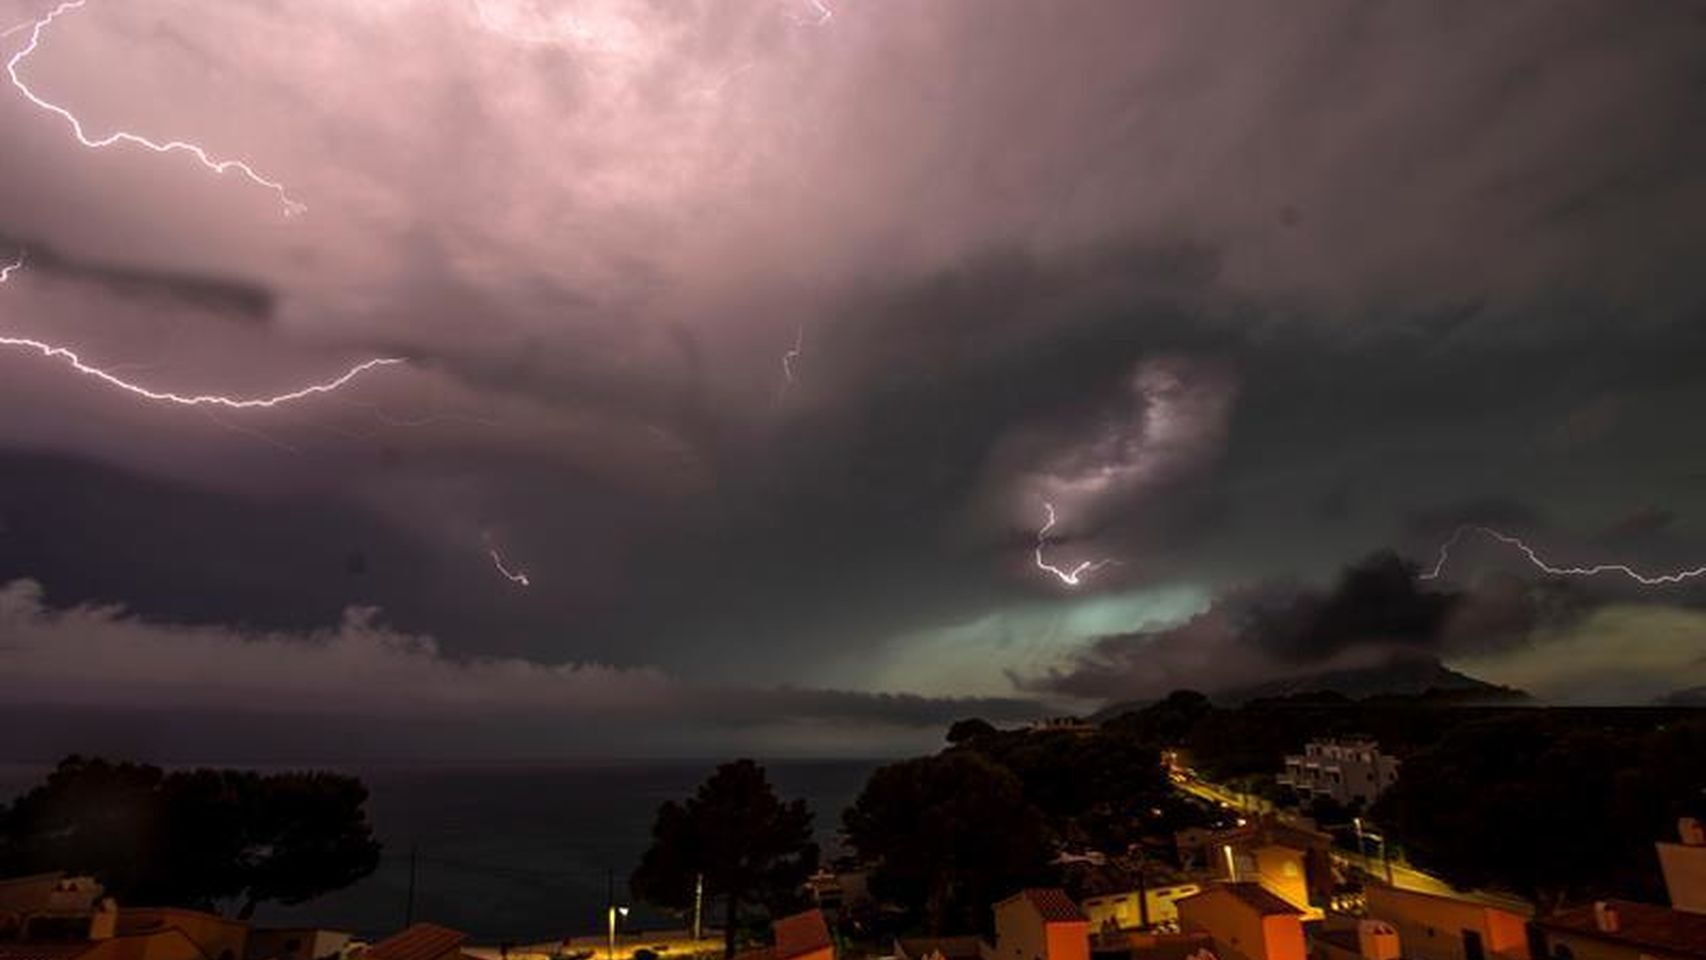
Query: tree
843,752,1052,935
1103,690,1212,746
1373,714,1706,908
0,756,380,916
945,718,997,745
631,760,818,960
956,729,1169,853
236,771,385,918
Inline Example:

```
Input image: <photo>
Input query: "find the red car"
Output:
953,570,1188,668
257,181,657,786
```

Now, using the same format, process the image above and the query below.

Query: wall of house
1178,893,1268,960
1657,841,1706,914
1252,849,1310,912
995,901,1047,960
1532,932,1646,960
1083,885,1202,930
1043,922,1087,960
1364,888,1528,960
120,909,248,960
1259,917,1305,960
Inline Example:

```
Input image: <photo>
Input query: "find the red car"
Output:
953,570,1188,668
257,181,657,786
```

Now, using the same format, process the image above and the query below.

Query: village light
607,905,629,960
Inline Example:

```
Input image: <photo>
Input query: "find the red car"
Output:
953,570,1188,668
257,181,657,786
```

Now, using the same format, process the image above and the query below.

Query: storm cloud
1,0,1704,749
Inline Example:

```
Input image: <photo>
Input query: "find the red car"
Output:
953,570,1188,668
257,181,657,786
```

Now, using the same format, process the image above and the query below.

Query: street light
607,905,630,960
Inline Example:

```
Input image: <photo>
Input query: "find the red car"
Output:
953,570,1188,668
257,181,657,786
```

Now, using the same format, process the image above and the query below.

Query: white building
1278,739,1399,807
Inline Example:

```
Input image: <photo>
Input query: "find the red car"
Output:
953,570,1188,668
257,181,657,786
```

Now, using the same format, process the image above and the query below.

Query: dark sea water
0,759,883,944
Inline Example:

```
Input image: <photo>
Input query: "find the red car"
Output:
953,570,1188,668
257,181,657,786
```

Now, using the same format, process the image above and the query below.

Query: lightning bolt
7,0,307,217
1034,501,1116,588
488,546,531,587
1421,525,1706,587
1,250,403,408
0,338,403,409
790,0,833,26
778,324,803,398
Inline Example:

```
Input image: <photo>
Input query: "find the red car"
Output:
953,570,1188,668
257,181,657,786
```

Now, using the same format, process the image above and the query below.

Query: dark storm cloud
1019,553,1597,702
1,0,1705,740
1595,506,1678,544
0,233,274,320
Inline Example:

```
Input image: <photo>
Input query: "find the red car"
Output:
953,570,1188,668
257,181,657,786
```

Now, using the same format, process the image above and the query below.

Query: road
1170,768,1481,901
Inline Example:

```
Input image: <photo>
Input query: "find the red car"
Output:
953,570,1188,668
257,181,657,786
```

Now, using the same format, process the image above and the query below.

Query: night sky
2,0,1705,758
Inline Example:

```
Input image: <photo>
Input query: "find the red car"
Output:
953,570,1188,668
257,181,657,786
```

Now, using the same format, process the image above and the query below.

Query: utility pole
692,873,704,942
405,844,418,928
1133,848,1150,931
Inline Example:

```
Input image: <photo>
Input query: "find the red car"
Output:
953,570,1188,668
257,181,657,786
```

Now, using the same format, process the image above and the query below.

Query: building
1279,740,1400,808
895,936,983,960
805,869,871,919
1531,820,1706,960
991,889,1089,960
1175,883,1305,960
1659,818,1706,915
1175,817,1334,917
1360,884,1532,960
360,925,468,960
0,875,112,942
736,910,834,960
114,911,247,960
1533,901,1706,960
0,875,224,960
1082,885,1203,933
245,929,352,960
1308,920,1400,960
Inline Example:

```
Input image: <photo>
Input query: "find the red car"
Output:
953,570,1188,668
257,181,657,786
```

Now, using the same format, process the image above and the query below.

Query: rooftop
773,910,833,960
1016,889,1088,924
1537,900,1706,959
1179,883,1304,917
365,924,470,960
897,936,984,960
0,945,98,960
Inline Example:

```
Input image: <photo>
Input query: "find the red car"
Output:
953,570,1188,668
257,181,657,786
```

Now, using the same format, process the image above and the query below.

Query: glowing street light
607,905,630,960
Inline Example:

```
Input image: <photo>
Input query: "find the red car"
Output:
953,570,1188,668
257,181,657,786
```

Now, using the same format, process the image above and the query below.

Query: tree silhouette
631,760,818,959
0,756,380,916
844,752,1052,935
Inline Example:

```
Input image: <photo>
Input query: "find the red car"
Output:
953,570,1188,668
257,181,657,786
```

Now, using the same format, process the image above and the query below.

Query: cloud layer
1,0,1704,742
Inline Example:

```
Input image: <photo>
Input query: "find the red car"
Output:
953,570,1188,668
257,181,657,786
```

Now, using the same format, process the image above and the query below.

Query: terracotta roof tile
1179,883,1303,917
1021,889,1087,924
366,924,469,960
1538,900,1706,959
773,910,832,960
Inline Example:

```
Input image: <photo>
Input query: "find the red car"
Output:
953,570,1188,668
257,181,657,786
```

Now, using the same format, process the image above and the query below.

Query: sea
0,759,884,944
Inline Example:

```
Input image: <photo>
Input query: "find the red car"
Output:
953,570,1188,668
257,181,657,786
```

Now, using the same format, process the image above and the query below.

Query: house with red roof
1175,883,1304,960
359,925,468,960
991,889,1089,960
1531,819,1706,960
734,909,834,960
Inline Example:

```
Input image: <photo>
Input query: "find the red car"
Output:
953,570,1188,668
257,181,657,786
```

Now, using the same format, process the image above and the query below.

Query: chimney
88,898,118,941
1356,920,1400,960
1681,818,1705,847
1592,902,1620,934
